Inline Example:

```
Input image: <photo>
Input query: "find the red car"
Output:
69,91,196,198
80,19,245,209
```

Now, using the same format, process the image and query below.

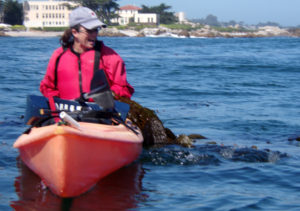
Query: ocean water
1,36,300,210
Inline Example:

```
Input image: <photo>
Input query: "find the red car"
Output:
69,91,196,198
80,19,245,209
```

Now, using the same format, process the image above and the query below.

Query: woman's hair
60,24,80,48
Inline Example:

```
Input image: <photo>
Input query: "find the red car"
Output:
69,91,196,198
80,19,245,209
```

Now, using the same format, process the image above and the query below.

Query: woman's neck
72,42,85,54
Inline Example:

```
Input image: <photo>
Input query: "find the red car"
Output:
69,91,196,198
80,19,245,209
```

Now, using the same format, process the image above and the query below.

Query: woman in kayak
40,7,134,100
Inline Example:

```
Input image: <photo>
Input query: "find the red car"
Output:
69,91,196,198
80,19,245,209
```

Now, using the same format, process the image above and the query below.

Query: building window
36,13,39,18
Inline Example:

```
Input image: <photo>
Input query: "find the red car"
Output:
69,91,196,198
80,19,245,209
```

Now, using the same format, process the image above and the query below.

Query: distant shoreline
3,31,63,37
2,26,300,38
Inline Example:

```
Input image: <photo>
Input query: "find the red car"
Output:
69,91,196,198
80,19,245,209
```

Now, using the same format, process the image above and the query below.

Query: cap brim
81,19,107,29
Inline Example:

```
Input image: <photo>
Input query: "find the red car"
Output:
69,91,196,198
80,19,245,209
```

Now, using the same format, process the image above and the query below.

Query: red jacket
40,42,134,100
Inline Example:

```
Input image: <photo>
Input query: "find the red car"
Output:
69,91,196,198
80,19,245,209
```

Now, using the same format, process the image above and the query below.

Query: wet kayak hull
14,122,143,197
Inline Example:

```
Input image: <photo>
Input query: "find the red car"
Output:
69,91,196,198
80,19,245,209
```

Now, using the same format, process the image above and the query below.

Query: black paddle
85,70,139,134
83,69,115,111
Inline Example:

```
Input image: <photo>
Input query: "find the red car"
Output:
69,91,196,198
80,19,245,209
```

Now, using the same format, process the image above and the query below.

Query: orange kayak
13,121,143,198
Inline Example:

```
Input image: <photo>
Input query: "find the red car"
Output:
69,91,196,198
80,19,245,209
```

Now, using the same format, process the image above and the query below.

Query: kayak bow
14,121,143,197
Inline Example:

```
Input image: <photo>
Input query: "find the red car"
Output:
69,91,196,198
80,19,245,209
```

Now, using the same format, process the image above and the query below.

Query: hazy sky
118,0,300,26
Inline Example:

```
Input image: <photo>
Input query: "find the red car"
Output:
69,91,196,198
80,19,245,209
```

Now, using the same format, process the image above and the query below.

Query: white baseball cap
69,7,106,29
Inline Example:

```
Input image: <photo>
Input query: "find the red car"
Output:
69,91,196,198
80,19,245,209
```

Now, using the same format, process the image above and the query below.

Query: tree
257,21,280,27
3,0,23,25
140,3,177,24
69,0,119,24
190,14,220,26
227,20,237,27
203,14,220,26
0,0,3,11
0,0,4,22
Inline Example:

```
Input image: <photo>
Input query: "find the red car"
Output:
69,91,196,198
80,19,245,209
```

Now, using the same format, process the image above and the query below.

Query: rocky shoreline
1,31,63,37
1,26,300,38
99,26,300,38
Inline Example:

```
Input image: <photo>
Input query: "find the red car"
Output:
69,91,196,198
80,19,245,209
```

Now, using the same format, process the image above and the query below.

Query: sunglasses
79,27,99,34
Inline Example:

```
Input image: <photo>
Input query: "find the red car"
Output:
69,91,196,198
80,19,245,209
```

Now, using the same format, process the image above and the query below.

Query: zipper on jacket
77,56,83,94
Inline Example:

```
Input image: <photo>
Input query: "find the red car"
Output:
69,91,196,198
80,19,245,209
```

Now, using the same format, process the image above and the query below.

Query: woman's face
72,25,99,53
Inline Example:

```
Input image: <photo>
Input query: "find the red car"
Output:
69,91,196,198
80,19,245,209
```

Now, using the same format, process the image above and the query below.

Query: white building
112,5,159,25
175,12,187,24
23,0,78,28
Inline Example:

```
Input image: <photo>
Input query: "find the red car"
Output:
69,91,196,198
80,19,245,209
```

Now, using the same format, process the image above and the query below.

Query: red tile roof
120,5,141,11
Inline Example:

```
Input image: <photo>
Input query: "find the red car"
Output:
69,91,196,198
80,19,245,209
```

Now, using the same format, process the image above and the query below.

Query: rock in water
175,134,194,148
117,97,208,147
118,97,176,147
188,134,207,140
